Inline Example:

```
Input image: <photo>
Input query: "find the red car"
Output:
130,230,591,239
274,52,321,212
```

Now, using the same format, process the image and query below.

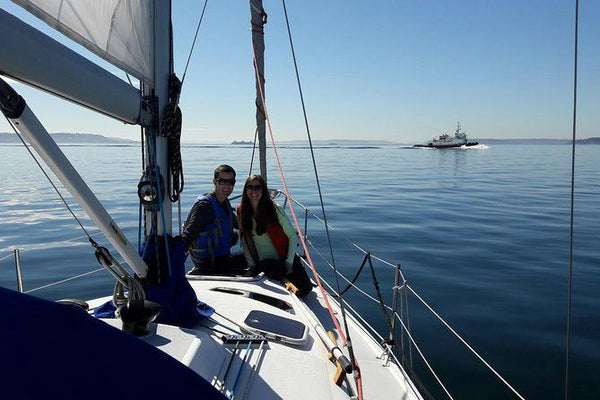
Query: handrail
0,252,15,263
0,234,125,295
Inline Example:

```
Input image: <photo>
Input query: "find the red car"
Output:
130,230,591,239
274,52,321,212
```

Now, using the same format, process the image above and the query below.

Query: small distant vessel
413,122,479,149
230,140,253,145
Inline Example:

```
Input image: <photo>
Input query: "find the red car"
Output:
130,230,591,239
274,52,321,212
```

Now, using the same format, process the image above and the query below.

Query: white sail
11,0,154,85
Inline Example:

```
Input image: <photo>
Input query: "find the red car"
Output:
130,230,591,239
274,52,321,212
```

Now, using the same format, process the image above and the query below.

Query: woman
238,175,312,297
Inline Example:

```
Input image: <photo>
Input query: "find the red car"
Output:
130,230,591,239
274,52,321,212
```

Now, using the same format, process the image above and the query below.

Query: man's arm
181,200,215,248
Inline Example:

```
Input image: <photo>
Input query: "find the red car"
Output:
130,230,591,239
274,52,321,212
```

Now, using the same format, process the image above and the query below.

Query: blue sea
0,142,598,400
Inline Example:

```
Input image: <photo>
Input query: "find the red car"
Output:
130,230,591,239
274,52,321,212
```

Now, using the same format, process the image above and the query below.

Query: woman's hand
284,260,293,275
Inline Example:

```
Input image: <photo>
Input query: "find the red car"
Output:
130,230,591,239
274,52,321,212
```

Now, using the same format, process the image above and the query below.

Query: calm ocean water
0,142,598,400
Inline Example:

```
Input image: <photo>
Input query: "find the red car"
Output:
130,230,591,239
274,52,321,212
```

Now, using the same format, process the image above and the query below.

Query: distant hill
0,132,135,144
577,137,600,144
280,139,398,146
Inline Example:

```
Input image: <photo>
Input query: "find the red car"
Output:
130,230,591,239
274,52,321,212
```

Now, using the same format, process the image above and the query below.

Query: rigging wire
181,0,209,85
24,267,105,294
564,0,579,399
8,122,91,238
4,116,144,300
279,1,363,396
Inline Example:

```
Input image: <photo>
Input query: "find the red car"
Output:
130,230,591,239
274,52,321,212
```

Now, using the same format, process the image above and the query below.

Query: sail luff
250,0,268,181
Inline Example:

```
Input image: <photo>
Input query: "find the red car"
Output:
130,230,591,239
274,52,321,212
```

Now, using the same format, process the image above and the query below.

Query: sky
1,0,599,143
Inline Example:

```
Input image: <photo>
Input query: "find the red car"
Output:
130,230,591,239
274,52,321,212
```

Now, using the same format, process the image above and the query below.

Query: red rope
250,52,345,341
251,39,364,399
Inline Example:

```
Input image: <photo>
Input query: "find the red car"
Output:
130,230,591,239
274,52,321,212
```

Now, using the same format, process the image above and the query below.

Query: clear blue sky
1,0,598,143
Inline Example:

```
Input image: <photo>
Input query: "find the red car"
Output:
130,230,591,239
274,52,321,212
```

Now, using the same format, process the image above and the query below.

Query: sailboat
0,1,425,399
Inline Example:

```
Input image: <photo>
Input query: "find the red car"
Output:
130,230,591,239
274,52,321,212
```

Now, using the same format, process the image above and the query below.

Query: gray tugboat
413,122,479,148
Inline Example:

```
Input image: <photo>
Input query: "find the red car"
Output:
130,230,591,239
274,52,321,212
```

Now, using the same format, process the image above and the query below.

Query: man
182,165,246,275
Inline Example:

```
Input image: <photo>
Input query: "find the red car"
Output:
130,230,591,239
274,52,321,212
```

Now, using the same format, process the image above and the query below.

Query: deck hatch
243,310,308,344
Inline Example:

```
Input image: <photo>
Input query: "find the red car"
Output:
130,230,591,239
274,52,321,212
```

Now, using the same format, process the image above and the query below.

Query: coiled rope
161,74,184,203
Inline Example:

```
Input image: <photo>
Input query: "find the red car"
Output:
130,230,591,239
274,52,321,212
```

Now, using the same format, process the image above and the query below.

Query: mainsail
11,0,154,85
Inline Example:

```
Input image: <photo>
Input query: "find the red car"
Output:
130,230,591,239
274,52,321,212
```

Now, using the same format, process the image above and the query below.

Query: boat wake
407,143,489,150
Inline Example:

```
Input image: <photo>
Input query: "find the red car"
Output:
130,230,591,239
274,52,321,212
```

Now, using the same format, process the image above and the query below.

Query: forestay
12,0,154,84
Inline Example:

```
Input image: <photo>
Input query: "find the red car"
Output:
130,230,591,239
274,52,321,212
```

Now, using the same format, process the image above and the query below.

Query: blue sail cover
95,235,213,328
142,235,215,327
0,286,225,399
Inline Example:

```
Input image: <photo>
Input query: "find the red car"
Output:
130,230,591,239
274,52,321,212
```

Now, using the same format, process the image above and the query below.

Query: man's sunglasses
216,178,236,185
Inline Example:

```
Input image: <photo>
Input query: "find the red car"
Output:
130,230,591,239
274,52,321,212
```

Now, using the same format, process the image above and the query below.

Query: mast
250,0,268,181
143,0,172,237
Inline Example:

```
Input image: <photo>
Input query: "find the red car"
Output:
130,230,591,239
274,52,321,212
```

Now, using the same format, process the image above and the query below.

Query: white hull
88,274,424,400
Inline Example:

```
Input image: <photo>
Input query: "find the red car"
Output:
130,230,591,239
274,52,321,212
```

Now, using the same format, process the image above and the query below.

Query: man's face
213,171,236,201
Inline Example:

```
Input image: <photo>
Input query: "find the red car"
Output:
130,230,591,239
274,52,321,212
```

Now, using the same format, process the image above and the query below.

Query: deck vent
210,287,293,312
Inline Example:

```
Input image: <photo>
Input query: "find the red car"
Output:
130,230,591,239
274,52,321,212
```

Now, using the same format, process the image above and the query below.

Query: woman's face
245,180,263,207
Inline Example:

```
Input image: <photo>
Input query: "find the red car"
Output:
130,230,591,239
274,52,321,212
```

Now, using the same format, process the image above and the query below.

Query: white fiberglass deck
95,275,422,400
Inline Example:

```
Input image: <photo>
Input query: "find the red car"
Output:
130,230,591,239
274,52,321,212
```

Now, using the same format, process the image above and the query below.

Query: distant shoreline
1,132,598,145
0,132,135,144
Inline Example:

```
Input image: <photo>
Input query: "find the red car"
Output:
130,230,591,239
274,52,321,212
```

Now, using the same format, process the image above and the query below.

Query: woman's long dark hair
240,174,278,235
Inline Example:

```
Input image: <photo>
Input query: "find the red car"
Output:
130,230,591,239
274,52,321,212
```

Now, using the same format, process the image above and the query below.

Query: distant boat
413,122,479,149
230,140,253,145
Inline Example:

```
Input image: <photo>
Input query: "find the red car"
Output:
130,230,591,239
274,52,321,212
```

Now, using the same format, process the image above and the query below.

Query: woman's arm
240,235,255,267
275,205,297,265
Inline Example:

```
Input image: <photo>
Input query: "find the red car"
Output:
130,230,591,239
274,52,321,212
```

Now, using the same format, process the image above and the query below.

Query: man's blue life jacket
189,194,233,266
